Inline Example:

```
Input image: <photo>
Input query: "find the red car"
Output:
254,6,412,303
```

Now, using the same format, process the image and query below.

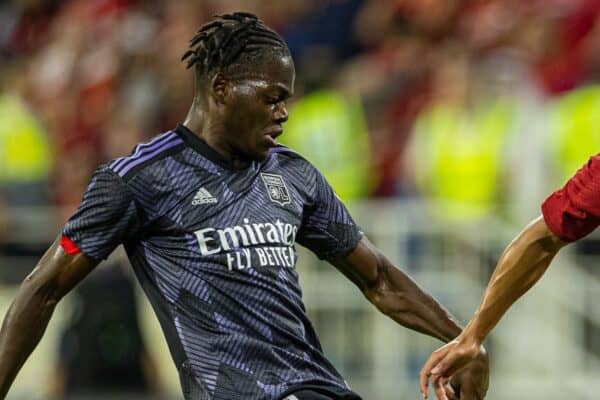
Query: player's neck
184,105,227,151
183,110,251,169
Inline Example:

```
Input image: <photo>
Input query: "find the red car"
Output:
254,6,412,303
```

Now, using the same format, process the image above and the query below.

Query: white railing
1,200,600,399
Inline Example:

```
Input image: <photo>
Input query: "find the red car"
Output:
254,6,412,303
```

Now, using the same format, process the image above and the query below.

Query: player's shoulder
572,154,600,182
107,129,186,180
558,154,600,211
269,144,318,170
269,144,306,160
268,144,327,191
588,154,600,168
269,144,323,174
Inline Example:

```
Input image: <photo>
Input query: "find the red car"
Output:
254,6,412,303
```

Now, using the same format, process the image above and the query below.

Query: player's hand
447,355,489,400
429,374,459,400
419,336,488,399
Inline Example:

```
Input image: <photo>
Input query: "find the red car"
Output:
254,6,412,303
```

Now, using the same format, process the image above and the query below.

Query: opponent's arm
419,216,566,397
461,216,564,344
332,236,462,342
0,237,98,398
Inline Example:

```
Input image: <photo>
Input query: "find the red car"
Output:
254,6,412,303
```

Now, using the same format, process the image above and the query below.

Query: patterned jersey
542,154,600,242
62,124,363,400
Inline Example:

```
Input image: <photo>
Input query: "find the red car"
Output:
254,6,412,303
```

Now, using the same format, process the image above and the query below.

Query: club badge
260,173,291,206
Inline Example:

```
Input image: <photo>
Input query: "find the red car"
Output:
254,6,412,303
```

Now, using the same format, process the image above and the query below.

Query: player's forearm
0,239,94,398
0,281,59,397
337,237,462,343
462,217,565,344
365,259,462,343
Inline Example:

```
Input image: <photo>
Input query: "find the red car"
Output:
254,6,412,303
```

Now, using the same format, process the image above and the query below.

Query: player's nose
274,102,288,124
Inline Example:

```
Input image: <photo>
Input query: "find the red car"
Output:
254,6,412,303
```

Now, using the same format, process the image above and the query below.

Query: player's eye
265,95,280,105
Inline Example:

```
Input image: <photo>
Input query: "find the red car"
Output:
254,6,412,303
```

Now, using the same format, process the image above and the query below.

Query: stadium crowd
2,0,600,221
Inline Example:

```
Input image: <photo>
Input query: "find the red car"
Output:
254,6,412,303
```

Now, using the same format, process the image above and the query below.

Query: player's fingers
432,375,450,400
444,383,459,400
430,351,468,378
420,350,449,398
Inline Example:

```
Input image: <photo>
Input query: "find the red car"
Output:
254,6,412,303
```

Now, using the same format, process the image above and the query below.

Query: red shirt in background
542,155,600,242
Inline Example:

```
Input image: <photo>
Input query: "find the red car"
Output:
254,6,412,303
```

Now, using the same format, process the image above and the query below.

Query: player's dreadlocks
181,12,290,82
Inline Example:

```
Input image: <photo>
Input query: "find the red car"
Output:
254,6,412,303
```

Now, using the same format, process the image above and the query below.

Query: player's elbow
364,278,413,317
357,251,417,316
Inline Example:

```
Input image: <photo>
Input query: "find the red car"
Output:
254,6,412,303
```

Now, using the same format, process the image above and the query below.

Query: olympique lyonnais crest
260,173,291,206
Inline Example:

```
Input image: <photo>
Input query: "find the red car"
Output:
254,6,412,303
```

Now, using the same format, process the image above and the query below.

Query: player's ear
210,73,231,105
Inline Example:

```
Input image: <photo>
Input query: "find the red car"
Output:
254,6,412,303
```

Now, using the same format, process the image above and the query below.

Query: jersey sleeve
542,155,600,242
296,166,363,261
61,165,141,261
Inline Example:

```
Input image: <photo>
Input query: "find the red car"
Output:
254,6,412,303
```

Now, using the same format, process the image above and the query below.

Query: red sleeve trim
539,155,600,242
541,196,573,242
60,235,82,255
541,189,600,243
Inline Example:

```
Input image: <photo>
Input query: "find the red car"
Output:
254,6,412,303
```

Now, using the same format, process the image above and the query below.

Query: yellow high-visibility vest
550,85,600,184
412,99,515,221
281,90,371,201
0,94,52,182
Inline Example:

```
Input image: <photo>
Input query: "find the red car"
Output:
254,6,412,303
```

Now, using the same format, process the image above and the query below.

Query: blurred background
2,0,600,398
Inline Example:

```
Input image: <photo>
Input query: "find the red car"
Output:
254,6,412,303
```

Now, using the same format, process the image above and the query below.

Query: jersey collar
175,124,258,170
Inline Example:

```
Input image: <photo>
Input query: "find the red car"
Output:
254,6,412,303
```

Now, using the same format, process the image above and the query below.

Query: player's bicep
296,166,362,261
25,236,98,303
62,165,140,260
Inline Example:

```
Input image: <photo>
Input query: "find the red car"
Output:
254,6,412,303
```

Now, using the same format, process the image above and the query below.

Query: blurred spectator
548,85,600,185
407,44,518,222
3,0,600,209
0,0,61,58
283,0,364,70
0,62,52,207
281,88,372,201
532,0,600,94
346,35,434,197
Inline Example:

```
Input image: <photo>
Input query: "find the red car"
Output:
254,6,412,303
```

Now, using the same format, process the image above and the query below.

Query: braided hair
181,12,290,82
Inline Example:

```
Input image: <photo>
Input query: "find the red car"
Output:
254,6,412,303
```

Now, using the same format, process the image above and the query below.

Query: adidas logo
192,187,218,205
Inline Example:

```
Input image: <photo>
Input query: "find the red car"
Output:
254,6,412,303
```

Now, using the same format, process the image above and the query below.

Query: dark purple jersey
62,125,363,400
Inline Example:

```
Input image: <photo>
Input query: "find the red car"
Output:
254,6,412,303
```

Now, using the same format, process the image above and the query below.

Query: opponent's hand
419,337,488,399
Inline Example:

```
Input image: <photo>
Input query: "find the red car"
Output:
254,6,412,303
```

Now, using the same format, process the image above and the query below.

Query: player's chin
254,143,274,160
246,147,269,162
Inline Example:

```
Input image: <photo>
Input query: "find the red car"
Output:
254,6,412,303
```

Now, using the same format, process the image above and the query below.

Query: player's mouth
263,127,283,147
